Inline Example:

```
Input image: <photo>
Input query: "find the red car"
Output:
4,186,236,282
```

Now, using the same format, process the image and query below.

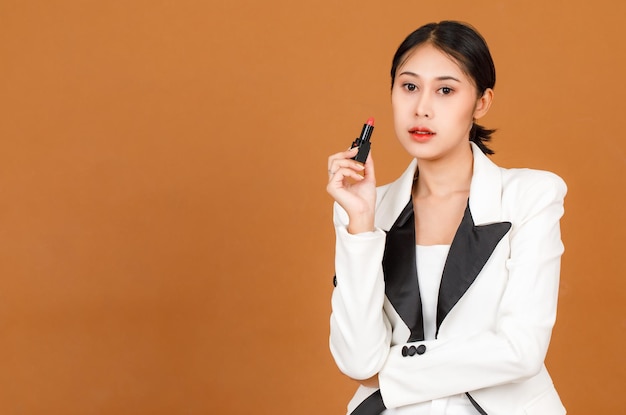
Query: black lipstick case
350,123,374,163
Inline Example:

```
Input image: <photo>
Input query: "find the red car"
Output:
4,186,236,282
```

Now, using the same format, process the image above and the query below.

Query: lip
408,126,435,143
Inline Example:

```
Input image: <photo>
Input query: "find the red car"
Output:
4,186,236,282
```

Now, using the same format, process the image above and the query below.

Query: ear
473,88,494,120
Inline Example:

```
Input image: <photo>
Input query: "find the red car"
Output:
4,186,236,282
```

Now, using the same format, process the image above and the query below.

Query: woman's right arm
327,149,392,379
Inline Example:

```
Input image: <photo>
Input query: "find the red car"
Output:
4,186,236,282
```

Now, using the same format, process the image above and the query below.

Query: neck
413,143,473,198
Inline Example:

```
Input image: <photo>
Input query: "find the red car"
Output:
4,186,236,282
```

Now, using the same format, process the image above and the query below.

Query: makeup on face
390,44,484,161
350,117,374,163
409,125,435,143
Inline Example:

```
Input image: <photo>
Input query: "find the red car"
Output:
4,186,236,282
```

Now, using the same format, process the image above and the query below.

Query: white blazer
330,143,567,415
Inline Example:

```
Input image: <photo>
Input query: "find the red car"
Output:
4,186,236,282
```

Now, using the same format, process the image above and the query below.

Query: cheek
390,96,403,123
391,93,410,119
392,112,410,140
390,92,400,111
446,100,477,123
391,99,408,140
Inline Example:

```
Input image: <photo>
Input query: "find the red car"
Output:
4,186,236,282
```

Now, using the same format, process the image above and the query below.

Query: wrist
347,214,375,234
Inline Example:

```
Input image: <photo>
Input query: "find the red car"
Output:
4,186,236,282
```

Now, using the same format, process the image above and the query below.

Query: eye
439,86,453,95
403,83,417,92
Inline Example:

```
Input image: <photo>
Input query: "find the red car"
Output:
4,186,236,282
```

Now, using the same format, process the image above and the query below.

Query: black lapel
436,203,511,336
349,390,386,415
382,199,424,342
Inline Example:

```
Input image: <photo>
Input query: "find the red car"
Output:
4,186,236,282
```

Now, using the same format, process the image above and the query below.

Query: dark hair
391,21,496,155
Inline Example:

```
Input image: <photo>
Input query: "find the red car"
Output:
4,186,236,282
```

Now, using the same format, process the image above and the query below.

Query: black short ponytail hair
391,21,497,155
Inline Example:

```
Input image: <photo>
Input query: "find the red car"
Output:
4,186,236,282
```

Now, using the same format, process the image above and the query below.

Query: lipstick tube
351,117,374,163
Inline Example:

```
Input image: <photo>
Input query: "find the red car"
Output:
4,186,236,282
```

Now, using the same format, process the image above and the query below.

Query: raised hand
326,147,376,234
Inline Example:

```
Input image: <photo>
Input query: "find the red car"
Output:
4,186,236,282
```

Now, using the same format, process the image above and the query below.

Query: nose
415,92,432,118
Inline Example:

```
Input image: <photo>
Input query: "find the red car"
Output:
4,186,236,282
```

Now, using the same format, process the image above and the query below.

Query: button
402,344,426,357
333,275,337,287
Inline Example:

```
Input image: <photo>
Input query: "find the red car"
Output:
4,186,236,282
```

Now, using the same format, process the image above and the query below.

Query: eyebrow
398,71,461,83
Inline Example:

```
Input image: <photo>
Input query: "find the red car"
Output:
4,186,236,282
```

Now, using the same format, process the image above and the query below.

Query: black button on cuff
332,275,337,287
416,344,426,355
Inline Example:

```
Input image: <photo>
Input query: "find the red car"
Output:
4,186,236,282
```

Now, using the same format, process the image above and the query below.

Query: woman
326,21,567,415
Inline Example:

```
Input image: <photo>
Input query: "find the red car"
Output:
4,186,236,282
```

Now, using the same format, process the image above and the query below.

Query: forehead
397,43,467,79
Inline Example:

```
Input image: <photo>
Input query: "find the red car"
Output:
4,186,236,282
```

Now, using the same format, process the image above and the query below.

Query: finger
328,166,365,186
362,151,375,182
327,147,358,171
328,158,365,179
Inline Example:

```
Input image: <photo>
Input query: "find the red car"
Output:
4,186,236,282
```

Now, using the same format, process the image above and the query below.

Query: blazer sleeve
329,202,392,379
378,172,567,408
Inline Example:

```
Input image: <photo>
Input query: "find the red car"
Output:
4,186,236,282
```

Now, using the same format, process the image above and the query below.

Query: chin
399,141,439,160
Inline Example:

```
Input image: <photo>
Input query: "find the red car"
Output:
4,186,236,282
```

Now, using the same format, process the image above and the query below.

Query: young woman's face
391,43,492,161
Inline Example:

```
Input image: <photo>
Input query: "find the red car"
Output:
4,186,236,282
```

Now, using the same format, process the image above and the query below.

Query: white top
416,244,449,341
382,245,477,415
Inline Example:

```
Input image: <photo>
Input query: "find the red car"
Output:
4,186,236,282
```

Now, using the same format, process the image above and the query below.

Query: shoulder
499,167,567,218
501,167,567,198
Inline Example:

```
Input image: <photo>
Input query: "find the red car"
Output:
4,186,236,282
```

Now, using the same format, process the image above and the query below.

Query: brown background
1,0,624,414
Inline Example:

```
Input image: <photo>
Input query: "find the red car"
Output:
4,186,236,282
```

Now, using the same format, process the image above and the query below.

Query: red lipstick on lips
409,126,435,143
